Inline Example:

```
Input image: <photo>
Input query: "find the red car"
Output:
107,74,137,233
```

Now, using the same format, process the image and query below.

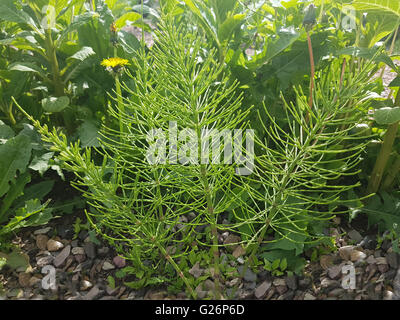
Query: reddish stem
307,31,315,111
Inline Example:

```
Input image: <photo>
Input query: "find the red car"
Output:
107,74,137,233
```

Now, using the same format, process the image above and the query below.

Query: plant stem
367,91,400,194
382,154,400,190
157,243,197,299
307,30,315,113
193,108,222,299
115,74,125,133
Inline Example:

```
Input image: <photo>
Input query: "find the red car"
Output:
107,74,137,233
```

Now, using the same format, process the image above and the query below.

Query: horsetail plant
13,9,381,300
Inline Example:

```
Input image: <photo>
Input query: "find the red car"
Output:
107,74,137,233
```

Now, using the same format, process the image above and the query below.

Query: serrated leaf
0,0,32,24
77,120,100,147
0,172,31,222
0,121,15,142
29,152,55,175
8,62,46,78
115,12,141,30
0,134,32,198
68,46,95,61
352,0,400,16
42,96,70,113
374,107,400,125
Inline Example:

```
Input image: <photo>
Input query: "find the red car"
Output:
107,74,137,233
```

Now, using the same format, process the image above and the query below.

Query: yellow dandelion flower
101,57,130,73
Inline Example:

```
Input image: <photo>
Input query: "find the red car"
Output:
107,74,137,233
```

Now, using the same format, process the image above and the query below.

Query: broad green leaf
0,121,15,142
76,120,100,147
8,62,46,78
42,96,70,113
68,46,95,61
0,134,32,198
118,30,141,53
247,27,301,70
115,12,141,30
0,172,31,222
18,180,55,204
337,46,398,71
4,251,29,271
0,0,32,24
389,76,400,87
352,0,400,16
218,13,245,43
131,4,160,20
29,152,55,175
374,107,400,124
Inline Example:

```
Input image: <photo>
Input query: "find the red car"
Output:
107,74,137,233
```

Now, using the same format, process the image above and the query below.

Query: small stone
339,246,355,261
348,230,363,243
113,256,126,268
18,273,31,287
195,284,207,299
47,239,64,252
83,243,96,259
34,227,51,235
394,268,400,299
366,255,377,264
71,247,85,255
28,276,41,287
320,255,333,270
376,257,388,265
70,240,79,247
80,280,93,291
188,262,203,278
265,287,275,300
286,275,298,290
328,265,342,280
378,264,389,273
102,261,115,271
226,278,241,288
83,285,104,300
243,268,257,282
273,278,286,287
384,290,394,300
223,234,241,252
53,245,71,268
304,293,316,300
237,257,245,264
298,277,311,289
275,285,288,295
328,288,345,298
36,235,48,251
278,291,295,300
203,279,215,291
350,250,366,262
384,269,397,280
36,255,54,267
359,236,377,250
244,281,256,290
75,254,86,263
386,252,399,269
320,278,339,288
100,296,117,300
97,247,109,256
232,245,246,258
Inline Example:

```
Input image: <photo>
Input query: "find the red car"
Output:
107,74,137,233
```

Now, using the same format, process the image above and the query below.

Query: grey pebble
53,245,71,268
83,285,104,300
84,243,97,259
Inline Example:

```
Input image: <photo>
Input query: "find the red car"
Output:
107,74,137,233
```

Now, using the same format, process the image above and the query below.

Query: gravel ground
1,211,400,301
